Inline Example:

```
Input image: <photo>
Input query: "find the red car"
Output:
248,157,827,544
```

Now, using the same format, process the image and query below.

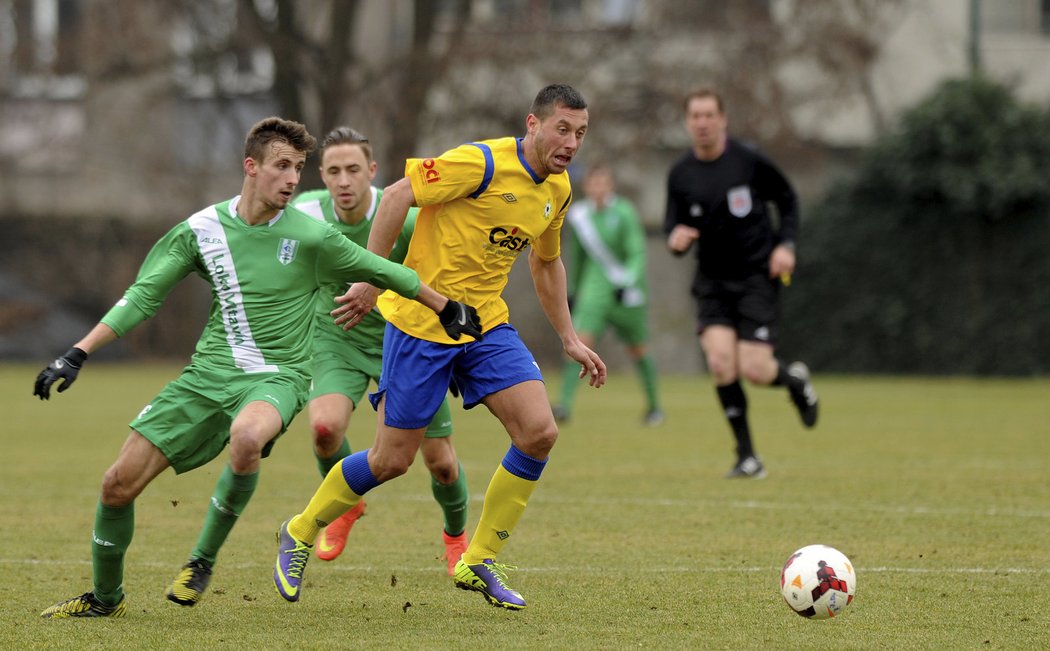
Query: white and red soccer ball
780,544,857,619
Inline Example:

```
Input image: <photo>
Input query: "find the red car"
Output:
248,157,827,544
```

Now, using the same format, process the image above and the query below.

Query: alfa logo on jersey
728,185,752,218
278,238,300,265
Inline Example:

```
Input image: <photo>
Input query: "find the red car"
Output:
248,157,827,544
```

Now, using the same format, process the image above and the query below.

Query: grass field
2,363,1048,649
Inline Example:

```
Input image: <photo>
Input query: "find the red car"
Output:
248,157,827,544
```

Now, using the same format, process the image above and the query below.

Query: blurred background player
664,88,819,479
273,84,606,610
34,117,475,618
291,126,469,574
552,164,663,426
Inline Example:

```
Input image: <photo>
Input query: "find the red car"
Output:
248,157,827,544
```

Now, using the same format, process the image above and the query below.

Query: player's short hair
684,88,725,114
244,117,317,162
320,126,373,163
531,84,588,120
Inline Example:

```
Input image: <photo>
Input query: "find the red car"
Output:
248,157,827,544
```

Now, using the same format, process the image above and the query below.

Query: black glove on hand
34,347,88,400
438,300,483,342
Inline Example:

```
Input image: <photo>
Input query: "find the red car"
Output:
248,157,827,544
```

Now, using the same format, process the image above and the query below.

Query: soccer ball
780,544,856,619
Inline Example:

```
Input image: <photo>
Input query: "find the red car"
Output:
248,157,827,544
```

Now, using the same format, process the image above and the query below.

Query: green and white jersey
292,187,419,356
566,194,649,307
100,195,420,376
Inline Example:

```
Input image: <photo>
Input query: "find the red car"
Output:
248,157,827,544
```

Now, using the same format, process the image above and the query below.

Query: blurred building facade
3,0,1050,369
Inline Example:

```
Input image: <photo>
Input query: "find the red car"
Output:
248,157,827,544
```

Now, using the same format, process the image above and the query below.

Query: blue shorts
369,323,543,429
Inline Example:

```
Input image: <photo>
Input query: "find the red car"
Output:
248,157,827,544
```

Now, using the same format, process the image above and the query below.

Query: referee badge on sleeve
728,186,752,218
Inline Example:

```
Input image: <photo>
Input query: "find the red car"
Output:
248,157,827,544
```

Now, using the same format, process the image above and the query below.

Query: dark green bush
781,77,1050,375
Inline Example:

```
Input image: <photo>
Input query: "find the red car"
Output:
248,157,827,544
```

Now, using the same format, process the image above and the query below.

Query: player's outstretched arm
528,250,607,388
332,283,382,330
33,323,118,400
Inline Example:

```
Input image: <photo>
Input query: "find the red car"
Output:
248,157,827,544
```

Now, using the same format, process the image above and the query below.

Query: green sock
190,466,259,564
316,438,351,477
558,360,582,413
431,462,469,536
92,502,134,605
635,355,661,412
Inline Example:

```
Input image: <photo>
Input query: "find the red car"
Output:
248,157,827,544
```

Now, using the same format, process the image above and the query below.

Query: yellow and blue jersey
378,136,573,343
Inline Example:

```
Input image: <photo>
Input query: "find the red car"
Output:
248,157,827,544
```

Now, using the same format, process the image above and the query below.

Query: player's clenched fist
34,347,88,400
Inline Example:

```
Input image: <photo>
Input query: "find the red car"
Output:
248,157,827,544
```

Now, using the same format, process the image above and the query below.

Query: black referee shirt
664,138,799,280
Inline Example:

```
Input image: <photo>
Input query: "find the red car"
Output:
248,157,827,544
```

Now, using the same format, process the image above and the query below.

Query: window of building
1,0,84,97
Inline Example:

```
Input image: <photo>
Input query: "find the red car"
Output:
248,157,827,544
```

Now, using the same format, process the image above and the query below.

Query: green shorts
129,363,308,474
573,292,649,346
309,337,452,438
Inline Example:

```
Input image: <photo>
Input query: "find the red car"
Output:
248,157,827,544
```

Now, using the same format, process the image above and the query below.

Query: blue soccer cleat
453,558,526,610
273,519,312,602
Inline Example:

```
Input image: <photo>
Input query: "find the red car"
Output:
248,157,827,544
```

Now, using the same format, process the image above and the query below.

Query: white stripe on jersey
189,203,279,374
294,186,379,224
567,199,633,287
295,198,326,222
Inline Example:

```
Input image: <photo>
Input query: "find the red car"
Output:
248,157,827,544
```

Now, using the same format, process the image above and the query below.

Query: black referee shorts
692,273,781,345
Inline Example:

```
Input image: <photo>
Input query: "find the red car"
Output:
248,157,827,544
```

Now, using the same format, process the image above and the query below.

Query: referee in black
664,87,818,479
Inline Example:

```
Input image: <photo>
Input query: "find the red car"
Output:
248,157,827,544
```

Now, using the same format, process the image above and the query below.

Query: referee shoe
725,455,766,479
787,362,819,428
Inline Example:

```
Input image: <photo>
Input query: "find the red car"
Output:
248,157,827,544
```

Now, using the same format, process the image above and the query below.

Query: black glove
34,347,88,400
438,300,483,341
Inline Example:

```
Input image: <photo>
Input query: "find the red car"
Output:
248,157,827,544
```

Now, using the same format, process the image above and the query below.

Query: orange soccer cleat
441,530,469,576
316,500,366,561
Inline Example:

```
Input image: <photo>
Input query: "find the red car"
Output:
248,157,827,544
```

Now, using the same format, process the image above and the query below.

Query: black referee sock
716,381,753,459
772,361,789,386
771,361,798,390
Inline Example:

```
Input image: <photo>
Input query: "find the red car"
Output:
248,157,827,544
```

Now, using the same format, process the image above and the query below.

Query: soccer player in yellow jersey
273,84,607,610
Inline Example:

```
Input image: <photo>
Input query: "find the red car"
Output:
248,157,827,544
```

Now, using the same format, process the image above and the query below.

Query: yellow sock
289,462,362,544
462,464,537,564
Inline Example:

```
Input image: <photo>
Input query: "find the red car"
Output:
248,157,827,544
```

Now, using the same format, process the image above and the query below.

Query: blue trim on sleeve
340,450,380,495
501,445,547,481
468,143,495,198
516,138,545,184
558,190,572,216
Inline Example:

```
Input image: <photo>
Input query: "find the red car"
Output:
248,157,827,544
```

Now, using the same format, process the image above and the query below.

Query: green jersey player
553,165,663,426
35,117,481,619
291,127,469,574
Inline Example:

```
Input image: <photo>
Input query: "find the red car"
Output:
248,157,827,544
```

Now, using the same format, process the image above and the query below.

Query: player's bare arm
332,282,383,330
332,176,417,328
367,176,416,257
527,250,607,387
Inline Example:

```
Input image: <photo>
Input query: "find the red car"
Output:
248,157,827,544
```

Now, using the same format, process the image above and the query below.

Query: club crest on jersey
278,238,300,265
728,186,752,218
543,200,552,220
